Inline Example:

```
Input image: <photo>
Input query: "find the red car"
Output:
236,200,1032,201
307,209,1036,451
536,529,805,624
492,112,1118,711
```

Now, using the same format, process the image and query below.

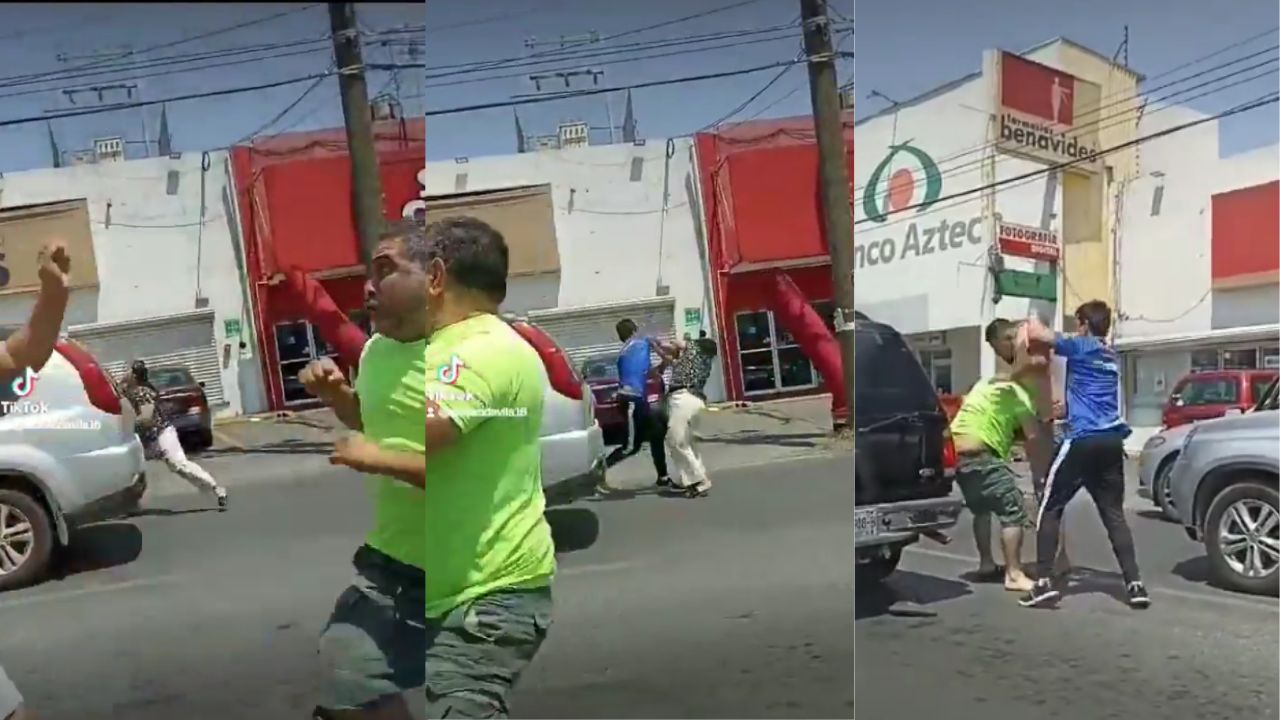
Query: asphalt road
1,448,1272,719
856,472,1280,719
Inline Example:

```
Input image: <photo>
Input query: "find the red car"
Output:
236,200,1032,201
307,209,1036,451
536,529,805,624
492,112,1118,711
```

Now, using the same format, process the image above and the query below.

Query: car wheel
0,488,55,592
1153,457,1179,521
198,428,215,451
856,547,902,585
1203,479,1280,596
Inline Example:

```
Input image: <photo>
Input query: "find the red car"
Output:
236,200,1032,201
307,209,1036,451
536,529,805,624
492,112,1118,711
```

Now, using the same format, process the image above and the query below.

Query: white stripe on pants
664,390,708,488
156,425,220,494
1036,438,1072,529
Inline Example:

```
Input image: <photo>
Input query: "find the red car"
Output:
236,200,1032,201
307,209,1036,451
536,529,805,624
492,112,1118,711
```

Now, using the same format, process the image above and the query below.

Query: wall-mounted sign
224,318,242,339
0,199,100,295
997,221,1060,261
992,50,1102,174
683,307,702,335
994,269,1057,301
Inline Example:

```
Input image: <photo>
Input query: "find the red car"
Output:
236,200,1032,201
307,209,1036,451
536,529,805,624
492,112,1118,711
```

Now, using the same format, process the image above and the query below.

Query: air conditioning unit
93,136,124,163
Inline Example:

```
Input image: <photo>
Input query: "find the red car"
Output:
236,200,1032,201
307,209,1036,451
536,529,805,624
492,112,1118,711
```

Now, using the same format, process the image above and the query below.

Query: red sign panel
997,221,1059,261
1211,180,1280,287
1000,52,1075,126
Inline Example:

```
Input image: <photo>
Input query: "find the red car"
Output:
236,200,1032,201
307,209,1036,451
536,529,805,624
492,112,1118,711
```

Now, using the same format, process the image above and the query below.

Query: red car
579,353,664,447
149,365,214,450
1162,369,1278,429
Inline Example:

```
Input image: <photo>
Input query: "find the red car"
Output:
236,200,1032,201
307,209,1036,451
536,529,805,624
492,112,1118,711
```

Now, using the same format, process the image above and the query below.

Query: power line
231,71,332,146
10,4,324,89
858,44,1279,206
699,61,799,131
425,59,804,117
857,91,1278,230
0,72,331,129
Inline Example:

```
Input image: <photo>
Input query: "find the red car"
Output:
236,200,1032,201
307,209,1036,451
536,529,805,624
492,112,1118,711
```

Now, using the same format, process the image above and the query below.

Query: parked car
1168,381,1279,596
579,353,664,447
148,365,214,451
1162,369,1276,429
854,312,963,584
1140,377,1278,521
507,318,607,504
0,340,147,591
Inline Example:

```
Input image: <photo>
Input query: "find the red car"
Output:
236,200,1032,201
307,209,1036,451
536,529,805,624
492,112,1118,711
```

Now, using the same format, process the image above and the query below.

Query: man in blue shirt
1018,301,1150,609
613,318,671,487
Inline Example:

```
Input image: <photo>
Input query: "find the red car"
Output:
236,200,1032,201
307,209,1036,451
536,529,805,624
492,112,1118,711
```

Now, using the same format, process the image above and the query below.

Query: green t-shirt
353,334,427,570
423,313,555,618
949,378,1035,459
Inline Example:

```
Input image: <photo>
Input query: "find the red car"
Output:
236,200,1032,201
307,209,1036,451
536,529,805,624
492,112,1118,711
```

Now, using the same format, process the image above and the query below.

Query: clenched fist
37,240,71,289
298,357,347,399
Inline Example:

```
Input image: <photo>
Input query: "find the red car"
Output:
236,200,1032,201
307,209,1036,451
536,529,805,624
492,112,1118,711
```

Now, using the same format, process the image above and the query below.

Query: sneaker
1018,579,1061,608
215,488,228,510
656,476,673,488
1126,582,1151,609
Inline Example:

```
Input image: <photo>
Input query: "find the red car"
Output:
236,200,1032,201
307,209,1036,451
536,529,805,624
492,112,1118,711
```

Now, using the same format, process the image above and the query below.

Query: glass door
735,306,829,395
275,320,337,405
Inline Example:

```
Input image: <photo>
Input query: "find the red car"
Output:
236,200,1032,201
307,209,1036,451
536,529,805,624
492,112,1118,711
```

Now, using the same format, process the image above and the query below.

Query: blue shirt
1054,333,1130,440
617,336,653,397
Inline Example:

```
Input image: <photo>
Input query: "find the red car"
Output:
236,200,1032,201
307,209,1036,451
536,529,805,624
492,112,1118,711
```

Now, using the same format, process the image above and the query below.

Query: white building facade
0,151,266,417
424,139,727,402
1115,103,1280,435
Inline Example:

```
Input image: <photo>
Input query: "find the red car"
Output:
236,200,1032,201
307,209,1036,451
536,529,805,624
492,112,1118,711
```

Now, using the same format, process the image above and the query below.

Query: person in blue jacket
613,318,671,487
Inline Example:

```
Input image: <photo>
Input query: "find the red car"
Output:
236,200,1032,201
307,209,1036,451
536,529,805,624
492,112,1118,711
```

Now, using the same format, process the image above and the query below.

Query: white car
507,318,607,503
0,340,147,591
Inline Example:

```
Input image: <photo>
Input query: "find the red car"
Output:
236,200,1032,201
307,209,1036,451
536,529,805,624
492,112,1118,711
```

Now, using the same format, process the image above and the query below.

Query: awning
1114,323,1280,352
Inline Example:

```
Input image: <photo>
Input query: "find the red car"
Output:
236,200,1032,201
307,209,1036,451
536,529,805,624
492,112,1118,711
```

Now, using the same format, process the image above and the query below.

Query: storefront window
735,309,824,395
1221,348,1258,370
917,348,954,395
736,311,773,351
1190,349,1219,372
275,320,338,405
1261,346,1279,369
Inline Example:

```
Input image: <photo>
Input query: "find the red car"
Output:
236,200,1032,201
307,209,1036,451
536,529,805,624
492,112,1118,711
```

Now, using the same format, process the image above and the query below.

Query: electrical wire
6,4,324,88
856,33,1279,204
231,71,332,146
425,60,806,117
699,55,802,131
0,71,331,129
856,91,1278,230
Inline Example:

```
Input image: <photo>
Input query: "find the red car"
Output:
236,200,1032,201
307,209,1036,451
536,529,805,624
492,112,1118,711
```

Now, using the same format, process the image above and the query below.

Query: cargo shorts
0,663,22,718
955,451,1029,528
424,585,553,719
317,545,426,712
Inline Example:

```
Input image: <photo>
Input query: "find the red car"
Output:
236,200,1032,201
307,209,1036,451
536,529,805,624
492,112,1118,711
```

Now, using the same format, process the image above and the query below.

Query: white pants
155,426,221,494
665,390,709,488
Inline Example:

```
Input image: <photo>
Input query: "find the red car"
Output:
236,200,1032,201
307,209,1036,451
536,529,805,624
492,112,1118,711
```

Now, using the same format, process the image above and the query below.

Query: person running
613,318,671,486
0,663,26,720
122,360,227,510
655,335,718,497
303,220,428,720
985,319,1073,578
949,322,1048,592
420,216,555,718
1018,302,1150,609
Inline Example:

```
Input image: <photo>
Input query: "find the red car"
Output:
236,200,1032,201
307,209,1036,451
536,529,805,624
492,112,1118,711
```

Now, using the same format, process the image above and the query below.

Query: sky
424,0,854,161
0,3,423,174
858,0,1279,158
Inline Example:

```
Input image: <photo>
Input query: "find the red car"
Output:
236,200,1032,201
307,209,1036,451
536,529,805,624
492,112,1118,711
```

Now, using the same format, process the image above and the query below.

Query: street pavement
856,462,1280,719
1,428,1273,719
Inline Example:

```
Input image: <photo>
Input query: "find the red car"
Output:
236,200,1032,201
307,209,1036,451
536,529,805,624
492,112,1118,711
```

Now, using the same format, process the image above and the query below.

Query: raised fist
37,240,71,289
298,357,347,399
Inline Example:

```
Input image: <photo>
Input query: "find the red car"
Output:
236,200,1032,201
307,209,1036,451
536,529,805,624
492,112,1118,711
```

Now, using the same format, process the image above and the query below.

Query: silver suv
1169,379,1279,596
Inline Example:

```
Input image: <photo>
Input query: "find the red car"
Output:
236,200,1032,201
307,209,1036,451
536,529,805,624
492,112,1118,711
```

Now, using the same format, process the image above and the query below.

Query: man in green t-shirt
420,216,555,719
949,319,1051,592
302,220,428,720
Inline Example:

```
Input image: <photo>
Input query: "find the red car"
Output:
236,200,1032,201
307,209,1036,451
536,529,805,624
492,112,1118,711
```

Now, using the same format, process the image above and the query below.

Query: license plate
854,508,881,541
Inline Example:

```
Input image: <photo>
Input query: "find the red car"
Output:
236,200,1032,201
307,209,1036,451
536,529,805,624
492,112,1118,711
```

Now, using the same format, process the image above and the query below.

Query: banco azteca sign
856,142,983,270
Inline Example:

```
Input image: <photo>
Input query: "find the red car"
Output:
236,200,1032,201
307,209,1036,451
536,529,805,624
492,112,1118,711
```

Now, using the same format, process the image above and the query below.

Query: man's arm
299,358,362,430
0,243,72,383
424,396,462,458
1020,315,1093,360
330,434,424,488
323,385,363,431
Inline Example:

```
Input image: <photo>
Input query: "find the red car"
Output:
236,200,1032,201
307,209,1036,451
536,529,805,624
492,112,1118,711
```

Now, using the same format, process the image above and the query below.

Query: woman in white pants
124,361,227,509
0,663,25,720
659,336,717,498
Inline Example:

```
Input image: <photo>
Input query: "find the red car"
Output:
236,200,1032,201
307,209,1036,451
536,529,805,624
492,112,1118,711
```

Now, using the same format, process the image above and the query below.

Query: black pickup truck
854,312,964,584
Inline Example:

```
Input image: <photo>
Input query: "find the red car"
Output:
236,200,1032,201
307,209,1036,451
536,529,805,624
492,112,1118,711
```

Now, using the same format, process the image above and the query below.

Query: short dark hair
423,216,509,303
381,217,429,269
616,318,637,340
1075,300,1112,337
984,318,1015,344
696,337,718,358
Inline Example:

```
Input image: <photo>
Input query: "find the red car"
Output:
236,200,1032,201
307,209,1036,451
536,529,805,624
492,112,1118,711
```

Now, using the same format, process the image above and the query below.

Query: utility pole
330,2,385,266
800,0,856,433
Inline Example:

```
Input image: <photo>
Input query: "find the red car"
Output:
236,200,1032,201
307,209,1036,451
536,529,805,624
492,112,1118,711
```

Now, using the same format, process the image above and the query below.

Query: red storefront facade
229,119,425,411
693,115,853,408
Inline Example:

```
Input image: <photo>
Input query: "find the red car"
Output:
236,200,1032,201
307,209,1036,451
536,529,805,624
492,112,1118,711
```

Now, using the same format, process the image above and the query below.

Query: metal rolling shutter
527,296,677,367
67,309,225,405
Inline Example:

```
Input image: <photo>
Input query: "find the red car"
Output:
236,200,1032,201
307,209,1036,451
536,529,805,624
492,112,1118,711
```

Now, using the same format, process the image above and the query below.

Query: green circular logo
862,142,942,223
